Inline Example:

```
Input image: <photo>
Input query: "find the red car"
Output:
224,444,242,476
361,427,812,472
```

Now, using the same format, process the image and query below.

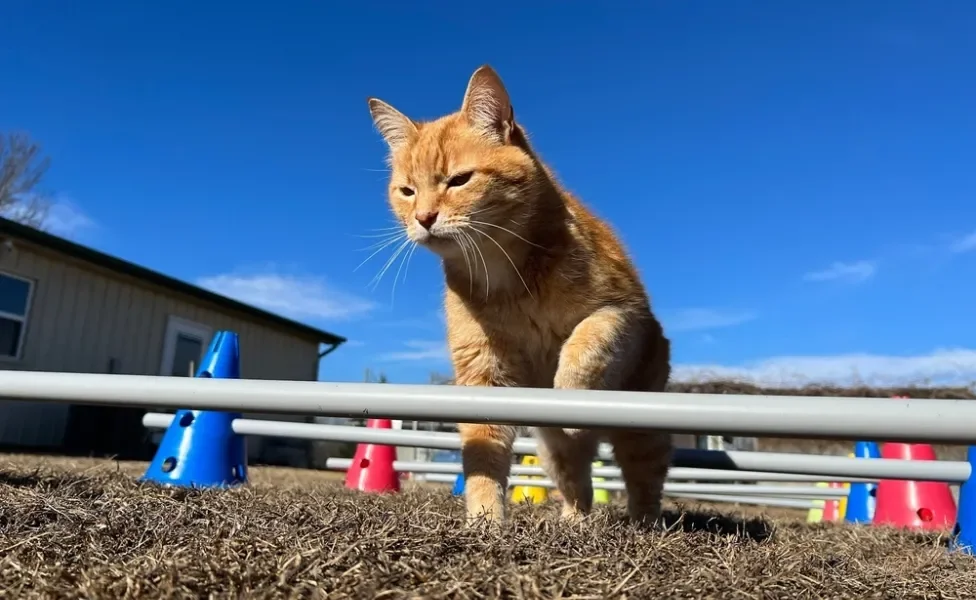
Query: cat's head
367,65,544,259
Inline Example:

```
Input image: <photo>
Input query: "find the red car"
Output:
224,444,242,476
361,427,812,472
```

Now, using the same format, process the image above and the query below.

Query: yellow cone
836,453,854,519
592,460,611,504
511,455,548,504
807,480,844,522
807,483,826,523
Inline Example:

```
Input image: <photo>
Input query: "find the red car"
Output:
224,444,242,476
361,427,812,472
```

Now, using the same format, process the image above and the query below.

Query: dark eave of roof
0,217,346,347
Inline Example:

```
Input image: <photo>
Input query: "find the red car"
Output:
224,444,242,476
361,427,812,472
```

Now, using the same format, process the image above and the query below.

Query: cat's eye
399,186,415,197
447,171,473,188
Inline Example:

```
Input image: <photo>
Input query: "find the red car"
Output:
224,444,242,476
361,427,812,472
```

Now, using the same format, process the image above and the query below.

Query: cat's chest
507,307,567,352
483,301,582,381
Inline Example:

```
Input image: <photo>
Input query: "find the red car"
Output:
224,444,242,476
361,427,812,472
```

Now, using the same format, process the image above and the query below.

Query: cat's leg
448,319,525,527
554,306,642,391
607,429,672,527
457,422,517,526
534,427,599,520
553,307,670,525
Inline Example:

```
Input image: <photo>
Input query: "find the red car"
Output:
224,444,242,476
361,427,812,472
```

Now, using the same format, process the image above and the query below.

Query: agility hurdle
143,412,968,483
1,327,975,554
148,410,864,509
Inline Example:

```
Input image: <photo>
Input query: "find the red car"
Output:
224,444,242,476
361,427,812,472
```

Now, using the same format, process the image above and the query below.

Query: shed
0,217,346,465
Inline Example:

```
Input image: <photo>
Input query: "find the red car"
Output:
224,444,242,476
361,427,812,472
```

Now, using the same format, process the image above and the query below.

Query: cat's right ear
461,65,515,144
367,97,417,153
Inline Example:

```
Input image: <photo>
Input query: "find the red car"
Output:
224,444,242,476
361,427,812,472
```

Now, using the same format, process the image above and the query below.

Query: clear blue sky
3,1,976,387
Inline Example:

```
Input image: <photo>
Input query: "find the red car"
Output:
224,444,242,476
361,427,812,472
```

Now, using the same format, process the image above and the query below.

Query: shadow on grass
658,507,775,542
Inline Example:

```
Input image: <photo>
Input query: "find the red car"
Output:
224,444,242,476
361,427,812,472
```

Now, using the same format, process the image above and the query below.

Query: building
0,216,346,465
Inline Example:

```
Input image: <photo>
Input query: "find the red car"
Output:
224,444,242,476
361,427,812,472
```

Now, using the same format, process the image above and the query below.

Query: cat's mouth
411,227,445,246
413,223,454,243
411,226,466,255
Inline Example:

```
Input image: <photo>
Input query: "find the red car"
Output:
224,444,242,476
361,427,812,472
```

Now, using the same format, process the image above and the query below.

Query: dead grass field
2,453,976,599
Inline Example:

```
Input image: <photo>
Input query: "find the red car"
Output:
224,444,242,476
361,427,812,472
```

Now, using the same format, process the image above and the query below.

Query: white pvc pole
4,370,976,443
325,457,871,484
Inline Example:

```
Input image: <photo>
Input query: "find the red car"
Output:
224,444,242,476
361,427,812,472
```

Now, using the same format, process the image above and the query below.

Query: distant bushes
667,380,975,459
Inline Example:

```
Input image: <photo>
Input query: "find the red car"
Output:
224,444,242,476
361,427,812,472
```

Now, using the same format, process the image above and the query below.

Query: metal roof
0,217,346,346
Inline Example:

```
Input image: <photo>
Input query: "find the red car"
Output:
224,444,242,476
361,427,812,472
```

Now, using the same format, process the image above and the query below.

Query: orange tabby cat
367,65,673,527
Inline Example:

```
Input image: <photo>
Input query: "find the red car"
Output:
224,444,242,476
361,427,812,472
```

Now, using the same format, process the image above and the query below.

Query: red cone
873,442,957,530
344,418,401,493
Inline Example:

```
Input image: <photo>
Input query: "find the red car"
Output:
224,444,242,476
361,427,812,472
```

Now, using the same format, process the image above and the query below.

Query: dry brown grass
2,453,976,599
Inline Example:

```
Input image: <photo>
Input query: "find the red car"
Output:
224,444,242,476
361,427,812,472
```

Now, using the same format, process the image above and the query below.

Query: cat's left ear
367,97,418,153
461,65,515,144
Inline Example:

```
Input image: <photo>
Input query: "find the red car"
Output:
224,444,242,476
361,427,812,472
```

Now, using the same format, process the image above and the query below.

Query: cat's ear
460,65,515,143
367,97,418,153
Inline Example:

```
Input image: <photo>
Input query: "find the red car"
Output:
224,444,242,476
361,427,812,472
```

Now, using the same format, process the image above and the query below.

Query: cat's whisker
468,225,533,299
468,219,545,249
353,234,406,272
390,240,416,304
355,231,406,240
467,205,501,218
368,238,411,291
371,239,411,292
450,232,475,297
357,224,406,235
400,241,419,288
463,228,490,301
455,229,482,299
357,232,406,252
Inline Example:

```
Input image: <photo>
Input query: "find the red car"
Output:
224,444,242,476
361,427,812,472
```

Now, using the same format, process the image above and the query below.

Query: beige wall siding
0,241,323,450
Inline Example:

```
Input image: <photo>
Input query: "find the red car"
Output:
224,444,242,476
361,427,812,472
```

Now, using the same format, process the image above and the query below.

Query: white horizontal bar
655,493,819,510
328,457,631,478
374,467,847,498
420,474,819,509
325,457,872,484
142,412,969,483
5,370,976,443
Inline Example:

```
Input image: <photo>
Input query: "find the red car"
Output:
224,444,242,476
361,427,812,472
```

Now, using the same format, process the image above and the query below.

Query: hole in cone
178,413,195,427
918,507,934,522
161,457,178,473
360,458,370,468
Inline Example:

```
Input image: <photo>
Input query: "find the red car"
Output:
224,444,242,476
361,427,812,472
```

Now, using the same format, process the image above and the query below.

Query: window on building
0,272,34,359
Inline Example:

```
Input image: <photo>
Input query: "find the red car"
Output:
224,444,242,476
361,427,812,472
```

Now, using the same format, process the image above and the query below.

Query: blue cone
845,440,881,524
950,446,976,555
451,472,465,496
142,331,248,488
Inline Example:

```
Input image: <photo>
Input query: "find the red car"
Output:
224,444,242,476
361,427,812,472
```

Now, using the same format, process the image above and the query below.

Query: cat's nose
416,211,439,230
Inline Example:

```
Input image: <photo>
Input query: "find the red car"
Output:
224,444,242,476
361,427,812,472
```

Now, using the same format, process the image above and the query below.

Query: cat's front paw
463,476,507,527
560,503,590,523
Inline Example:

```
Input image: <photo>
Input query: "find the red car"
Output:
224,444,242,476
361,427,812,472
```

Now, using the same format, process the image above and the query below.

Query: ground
2,454,976,599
